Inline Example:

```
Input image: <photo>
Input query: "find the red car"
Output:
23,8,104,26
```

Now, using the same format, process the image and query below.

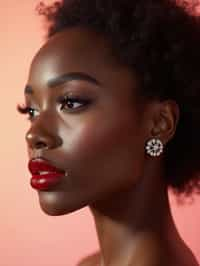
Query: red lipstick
28,158,66,190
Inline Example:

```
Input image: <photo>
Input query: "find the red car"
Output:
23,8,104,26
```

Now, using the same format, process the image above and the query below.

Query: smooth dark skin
25,27,199,266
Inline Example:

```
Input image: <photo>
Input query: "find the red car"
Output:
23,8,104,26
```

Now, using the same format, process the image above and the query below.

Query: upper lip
28,157,65,175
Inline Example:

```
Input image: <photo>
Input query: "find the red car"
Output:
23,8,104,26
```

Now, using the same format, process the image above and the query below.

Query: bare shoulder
76,251,101,266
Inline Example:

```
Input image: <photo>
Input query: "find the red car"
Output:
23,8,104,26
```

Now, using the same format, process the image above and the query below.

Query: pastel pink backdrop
0,1,199,266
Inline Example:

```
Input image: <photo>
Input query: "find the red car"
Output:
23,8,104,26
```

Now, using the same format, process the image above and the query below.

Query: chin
37,190,87,216
40,204,70,216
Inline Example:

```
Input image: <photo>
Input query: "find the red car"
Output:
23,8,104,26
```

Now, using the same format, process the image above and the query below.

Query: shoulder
76,251,101,266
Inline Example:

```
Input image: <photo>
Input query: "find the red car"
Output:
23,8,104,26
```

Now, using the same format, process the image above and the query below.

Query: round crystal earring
145,138,164,157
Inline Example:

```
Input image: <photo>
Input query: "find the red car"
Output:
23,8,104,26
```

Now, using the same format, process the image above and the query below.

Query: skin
24,27,199,266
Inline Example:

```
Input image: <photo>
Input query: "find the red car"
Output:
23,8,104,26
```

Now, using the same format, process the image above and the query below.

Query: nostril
35,141,47,149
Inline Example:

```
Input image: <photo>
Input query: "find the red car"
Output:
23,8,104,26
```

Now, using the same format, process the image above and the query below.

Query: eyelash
17,96,91,121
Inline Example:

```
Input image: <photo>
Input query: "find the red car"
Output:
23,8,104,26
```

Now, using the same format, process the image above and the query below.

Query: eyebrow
24,72,101,94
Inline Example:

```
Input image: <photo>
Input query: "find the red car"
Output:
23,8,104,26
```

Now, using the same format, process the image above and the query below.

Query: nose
26,127,62,151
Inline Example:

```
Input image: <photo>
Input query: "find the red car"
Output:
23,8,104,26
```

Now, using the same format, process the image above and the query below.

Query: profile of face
24,27,168,216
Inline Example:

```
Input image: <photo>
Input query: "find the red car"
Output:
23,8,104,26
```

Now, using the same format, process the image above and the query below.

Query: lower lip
30,172,65,190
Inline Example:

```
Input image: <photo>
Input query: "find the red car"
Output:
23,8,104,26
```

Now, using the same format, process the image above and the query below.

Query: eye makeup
17,104,39,121
17,94,93,121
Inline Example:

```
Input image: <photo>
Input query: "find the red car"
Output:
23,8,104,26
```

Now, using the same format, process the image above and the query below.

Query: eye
17,104,40,121
58,96,91,112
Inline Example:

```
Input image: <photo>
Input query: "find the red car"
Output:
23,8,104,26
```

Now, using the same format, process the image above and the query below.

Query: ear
150,100,180,144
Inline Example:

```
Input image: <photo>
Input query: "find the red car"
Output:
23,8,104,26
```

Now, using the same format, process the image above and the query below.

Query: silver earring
145,138,164,157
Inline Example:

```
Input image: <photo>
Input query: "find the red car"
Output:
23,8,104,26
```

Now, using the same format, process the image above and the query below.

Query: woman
17,0,200,265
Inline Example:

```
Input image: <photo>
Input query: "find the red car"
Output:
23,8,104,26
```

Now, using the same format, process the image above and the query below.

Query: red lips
28,158,65,190
28,158,65,175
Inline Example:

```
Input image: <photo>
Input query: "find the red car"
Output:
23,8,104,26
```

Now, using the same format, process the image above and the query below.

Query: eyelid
57,90,92,99
56,92,93,104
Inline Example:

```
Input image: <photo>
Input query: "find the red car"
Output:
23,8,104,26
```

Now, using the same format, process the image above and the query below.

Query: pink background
0,1,199,265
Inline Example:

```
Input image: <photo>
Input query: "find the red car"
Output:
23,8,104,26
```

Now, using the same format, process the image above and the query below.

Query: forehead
28,27,138,90
29,27,120,82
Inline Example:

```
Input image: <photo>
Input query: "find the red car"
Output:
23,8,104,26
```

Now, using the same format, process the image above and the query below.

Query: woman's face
25,27,150,215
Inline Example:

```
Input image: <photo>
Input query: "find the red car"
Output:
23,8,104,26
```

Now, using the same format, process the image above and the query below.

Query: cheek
60,114,145,192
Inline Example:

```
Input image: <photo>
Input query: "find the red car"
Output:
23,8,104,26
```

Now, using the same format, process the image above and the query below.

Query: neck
89,169,179,266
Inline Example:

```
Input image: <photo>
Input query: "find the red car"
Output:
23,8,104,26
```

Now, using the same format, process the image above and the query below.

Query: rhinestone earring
145,138,164,157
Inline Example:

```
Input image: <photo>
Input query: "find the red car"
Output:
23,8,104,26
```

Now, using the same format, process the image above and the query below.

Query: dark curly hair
36,0,200,197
